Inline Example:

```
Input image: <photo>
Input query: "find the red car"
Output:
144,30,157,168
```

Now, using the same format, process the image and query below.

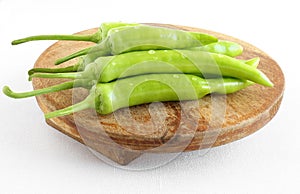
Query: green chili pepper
2,54,261,100
43,74,252,118
11,22,139,45
54,25,218,65
29,50,272,87
27,40,243,75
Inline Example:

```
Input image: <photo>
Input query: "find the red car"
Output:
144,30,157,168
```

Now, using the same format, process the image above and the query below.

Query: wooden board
32,24,285,165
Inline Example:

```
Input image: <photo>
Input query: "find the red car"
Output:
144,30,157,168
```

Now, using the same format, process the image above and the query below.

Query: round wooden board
32,24,284,165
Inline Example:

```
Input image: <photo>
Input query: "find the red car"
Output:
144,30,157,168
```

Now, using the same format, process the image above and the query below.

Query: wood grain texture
32,24,284,165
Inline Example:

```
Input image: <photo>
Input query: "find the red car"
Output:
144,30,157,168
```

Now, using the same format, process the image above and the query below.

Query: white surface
0,0,299,193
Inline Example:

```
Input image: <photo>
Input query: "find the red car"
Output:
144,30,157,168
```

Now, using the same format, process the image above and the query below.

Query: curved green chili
55,25,218,65
44,74,252,118
3,53,261,102
30,50,272,86
28,40,243,75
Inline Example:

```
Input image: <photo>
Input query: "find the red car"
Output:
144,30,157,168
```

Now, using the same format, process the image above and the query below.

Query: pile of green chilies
3,22,273,118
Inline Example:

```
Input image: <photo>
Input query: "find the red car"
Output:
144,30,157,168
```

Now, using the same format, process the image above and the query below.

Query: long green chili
27,40,243,75
54,25,218,65
44,74,252,118
29,50,272,87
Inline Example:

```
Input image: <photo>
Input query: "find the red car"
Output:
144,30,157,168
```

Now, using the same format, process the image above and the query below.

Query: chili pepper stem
28,64,80,76
29,72,80,81
55,47,93,65
55,40,111,65
2,81,75,99
45,93,95,119
11,31,101,45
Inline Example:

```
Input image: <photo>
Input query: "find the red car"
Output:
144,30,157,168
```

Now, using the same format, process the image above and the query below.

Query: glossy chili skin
91,49,266,84
190,40,243,57
93,74,252,115
107,25,217,53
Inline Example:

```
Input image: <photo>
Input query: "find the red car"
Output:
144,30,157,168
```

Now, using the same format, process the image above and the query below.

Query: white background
0,0,299,193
